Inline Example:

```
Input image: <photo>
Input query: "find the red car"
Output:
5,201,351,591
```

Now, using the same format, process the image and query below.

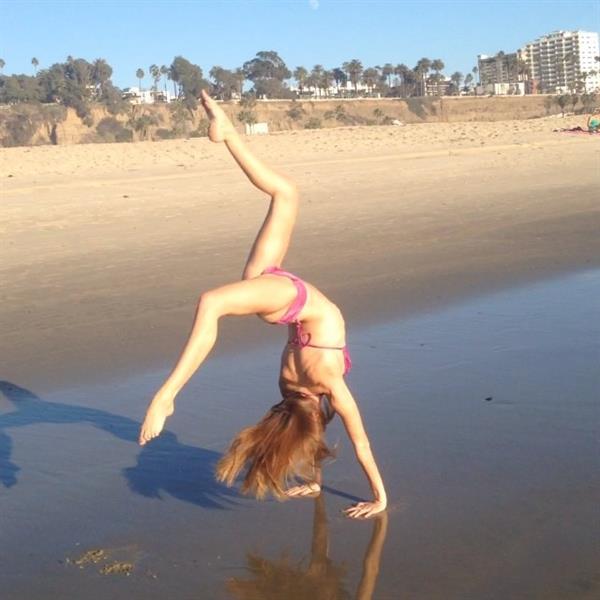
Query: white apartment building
122,86,176,104
519,30,600,93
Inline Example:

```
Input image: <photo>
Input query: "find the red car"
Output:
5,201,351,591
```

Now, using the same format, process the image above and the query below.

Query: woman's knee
197,290,221,315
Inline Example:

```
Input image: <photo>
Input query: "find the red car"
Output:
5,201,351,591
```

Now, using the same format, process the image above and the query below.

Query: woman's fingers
285,483,320,497
343,501,386,519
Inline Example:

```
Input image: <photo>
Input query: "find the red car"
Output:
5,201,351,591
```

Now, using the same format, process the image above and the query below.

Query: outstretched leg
139,276,298,445
201,90,299,279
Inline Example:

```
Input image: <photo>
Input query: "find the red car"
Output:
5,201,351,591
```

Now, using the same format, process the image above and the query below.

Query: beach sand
1,120,599,598
1,116,599,391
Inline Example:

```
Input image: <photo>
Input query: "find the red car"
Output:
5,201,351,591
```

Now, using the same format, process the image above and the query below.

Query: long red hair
216,395,335,499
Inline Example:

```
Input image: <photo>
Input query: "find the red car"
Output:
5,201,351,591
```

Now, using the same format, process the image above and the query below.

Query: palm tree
450,71,463,95
362,67,379,95
381,63,394,88
293,66,308,95
472,66,479,95
414,57,431,96
321,70,334,97
431,59,445,95
149,64,160,92
92,58,112,96
332,68,346,96
136,68,144,91
311,64,325,96
464,73,474,93
0,58,5,73
233,68,245,98
342,59,363,95
160,65,169,93
31,57,39,75
394,63,409,97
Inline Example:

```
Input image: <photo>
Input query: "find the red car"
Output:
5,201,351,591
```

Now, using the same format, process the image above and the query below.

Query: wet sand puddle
1,270,598,599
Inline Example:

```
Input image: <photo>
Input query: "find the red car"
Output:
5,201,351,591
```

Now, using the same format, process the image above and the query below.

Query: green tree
310,64,324,96
160,65,169,93
169,56,207,109
414,57,431,96
394,63,410,97
293,66,308,95
136,68,144,90
464,72,474,92
431,58,444,77
128,112,159,140
342,59,363,94
31,57,39,74
210,65,243,100
555,94,569,117
430,59,445,95
570,93,579,113
149,64,161,92
0,59,5,73
243,50,291,98
450,71,463,95
332,67,346,95
0,74,41,103
92,58,112,96
381,63,394,88
321,70,334,97
362,67,379,94
234,68,245,97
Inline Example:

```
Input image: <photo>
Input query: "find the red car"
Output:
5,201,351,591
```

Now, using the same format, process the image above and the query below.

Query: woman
587,111,600,133
139,90,387,519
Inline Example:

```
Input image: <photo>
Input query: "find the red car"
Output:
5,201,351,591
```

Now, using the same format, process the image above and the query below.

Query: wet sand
1,270,599,599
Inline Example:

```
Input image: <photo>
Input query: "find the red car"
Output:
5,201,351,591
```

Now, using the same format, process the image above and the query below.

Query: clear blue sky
1,0,599,88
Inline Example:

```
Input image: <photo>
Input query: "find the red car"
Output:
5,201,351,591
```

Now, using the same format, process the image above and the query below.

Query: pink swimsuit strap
262,266,352,375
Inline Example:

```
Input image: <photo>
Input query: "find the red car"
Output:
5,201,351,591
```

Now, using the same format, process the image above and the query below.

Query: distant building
477,52,525,95
289,80,372,98
122,86,175,104
519,30,600,93
425,77,452,96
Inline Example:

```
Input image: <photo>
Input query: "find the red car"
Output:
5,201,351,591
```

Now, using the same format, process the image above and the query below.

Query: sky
1,0,599,88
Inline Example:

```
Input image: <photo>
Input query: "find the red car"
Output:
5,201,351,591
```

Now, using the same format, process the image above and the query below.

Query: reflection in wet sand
226,494,388,600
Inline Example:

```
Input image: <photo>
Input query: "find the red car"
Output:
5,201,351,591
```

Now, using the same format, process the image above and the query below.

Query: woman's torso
258,272,347,398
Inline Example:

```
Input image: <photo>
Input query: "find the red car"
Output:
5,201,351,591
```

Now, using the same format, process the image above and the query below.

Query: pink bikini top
262,266,352,374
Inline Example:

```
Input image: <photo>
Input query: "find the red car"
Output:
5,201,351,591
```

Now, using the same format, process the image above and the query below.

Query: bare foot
139,396,174,445
200,89,236,143
285,482,321,498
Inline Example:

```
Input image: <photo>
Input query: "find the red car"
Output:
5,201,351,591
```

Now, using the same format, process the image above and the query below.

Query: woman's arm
327,376,387,518
139,276,295,445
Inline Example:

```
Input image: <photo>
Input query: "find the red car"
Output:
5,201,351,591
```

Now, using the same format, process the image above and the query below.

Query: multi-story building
478,52,515,85
477,52,525,95
424,76,444,96
519,30,600,93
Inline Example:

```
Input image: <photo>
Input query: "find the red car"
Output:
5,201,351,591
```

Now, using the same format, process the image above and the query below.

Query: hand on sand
285,482,321,498
343,499,387,519
200,89,236,143
139,395,174,445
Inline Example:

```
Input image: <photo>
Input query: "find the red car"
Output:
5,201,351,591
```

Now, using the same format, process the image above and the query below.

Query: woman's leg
139,276,296,445
201,91,299,279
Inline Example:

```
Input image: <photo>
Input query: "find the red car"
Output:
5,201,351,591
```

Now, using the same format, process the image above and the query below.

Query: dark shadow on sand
0,380,239,509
